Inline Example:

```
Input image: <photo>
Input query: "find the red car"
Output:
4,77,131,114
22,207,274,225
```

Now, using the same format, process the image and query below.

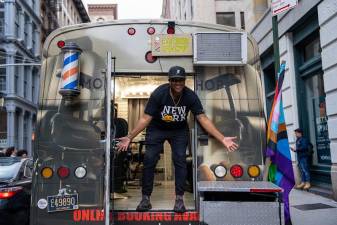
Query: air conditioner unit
193,32,247,65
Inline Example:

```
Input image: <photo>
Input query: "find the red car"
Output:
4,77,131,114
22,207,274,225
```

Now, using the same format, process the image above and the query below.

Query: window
24,14,29,45
14,56,21,94
240,12,245,30
216,12,235,27
0,50,5,92
32,0,36,11
32,23,36,54
0,110,7,140
15,6,20,38
303,37,320,62
0,11,4,35
32,68,38,102
263,64,276,118
24,66,28,98
15,111,19,148
23,114,28,148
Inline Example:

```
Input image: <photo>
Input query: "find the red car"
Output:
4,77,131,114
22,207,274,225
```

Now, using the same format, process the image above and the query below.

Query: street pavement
290,189,337,225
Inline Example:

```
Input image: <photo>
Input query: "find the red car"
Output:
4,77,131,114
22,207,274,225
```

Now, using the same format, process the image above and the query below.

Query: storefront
293,13,331,187
251,0,337,199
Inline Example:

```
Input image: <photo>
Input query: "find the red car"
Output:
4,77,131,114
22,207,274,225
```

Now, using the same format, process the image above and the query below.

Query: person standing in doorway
117,66,238,213
291,128,311,190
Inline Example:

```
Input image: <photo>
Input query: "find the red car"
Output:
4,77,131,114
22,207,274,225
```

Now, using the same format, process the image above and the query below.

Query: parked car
0,157,33,225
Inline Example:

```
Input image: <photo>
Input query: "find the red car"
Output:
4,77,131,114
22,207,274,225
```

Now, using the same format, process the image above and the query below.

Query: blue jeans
298,156,310,182
142,127,188,196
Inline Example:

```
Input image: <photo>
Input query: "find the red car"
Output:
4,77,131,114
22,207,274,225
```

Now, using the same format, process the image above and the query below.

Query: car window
0,157,22,181
24,160,33,178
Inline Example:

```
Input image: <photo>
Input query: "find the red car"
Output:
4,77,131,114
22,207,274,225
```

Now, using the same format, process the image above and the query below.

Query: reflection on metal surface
196,65,265,182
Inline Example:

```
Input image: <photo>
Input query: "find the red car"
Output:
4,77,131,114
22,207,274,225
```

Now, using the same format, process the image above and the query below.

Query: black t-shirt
145,84,204,130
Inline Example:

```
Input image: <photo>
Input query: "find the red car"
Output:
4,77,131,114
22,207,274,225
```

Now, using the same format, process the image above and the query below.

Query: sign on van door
271,0,298,16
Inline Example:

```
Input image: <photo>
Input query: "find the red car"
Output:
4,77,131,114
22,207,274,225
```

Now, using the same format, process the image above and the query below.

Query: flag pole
264,14,281,181
272,15,280,76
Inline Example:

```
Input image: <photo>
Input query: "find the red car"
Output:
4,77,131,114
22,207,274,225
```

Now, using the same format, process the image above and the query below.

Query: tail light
211,164,227,178
57,40,65,48
57,166,70,179
127,27,136,35
74,166,87,179
247,165,260,178
145,51,157,63
167,21,175,34
230,164,243,178
41,167,53,179
147,27,155,35
0,187,23,199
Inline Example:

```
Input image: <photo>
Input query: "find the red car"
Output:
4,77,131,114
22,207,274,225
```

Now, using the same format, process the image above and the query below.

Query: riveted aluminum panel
198,181,282,192
200,201,284,225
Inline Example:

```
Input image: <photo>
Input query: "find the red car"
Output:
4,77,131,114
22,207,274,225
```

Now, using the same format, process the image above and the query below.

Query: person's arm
116,114,153,151
196,113,238,152
297,138,309,151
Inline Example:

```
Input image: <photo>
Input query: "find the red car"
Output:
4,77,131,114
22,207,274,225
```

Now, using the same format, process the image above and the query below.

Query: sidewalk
290,189,337,225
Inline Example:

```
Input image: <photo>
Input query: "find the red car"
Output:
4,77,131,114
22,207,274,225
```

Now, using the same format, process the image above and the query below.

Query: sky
81,0,163,19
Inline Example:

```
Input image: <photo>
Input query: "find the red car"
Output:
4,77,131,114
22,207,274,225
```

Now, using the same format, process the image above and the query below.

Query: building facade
40,0,58,44
56,0,90,27
162,0,269,32
251,0,337,199
0,0,41,155
88,4,118,22
0,0,89,156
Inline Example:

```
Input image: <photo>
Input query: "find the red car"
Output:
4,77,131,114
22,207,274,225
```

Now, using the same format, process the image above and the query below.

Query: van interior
111,75,195,211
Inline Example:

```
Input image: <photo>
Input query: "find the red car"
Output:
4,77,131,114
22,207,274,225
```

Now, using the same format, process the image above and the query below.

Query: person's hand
290,146,296,152
116,136,131,151
222,137,238,152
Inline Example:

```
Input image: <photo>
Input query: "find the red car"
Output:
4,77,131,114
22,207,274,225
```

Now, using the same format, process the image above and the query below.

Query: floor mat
292,203,336,211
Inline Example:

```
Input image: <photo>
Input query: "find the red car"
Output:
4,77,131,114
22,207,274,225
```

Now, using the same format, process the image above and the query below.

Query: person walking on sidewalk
117,66,238,213
291,128,311,190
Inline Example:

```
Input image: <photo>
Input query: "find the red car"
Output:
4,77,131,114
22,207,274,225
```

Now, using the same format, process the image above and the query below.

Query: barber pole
59,42,82,99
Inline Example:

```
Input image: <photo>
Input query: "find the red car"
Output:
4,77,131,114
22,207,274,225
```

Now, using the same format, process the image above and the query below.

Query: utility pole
272,15,280,76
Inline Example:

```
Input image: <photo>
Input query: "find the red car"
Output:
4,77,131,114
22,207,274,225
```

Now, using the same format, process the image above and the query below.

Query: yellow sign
151,34,193,56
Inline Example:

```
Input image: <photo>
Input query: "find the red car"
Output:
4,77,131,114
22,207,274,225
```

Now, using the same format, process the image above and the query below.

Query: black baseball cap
168,66,186,79
294,128,303,134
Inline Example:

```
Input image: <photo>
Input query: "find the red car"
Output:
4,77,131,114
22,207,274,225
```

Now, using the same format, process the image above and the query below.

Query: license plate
47,194,78,213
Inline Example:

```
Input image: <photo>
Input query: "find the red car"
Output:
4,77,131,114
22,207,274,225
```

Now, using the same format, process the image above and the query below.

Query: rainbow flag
266,61,295,225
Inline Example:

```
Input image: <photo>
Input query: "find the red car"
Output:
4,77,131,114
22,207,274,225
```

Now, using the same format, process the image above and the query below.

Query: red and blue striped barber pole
59,42,82,99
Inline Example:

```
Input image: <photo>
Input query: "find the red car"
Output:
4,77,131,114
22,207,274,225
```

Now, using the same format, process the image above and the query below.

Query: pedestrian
291,128,311,190
17,149,28,158
5,146,17,157
117,66,238,212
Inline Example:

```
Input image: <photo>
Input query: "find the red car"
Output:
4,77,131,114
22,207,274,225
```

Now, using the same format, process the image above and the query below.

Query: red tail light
145,51,157,63
57,40,65,48
230,164,243,178
127,27,136,35
0,187,23,199
167,27,175,34
57,166,70,179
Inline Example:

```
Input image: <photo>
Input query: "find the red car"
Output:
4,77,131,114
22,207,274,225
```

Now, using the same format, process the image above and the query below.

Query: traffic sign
271,0,298,16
